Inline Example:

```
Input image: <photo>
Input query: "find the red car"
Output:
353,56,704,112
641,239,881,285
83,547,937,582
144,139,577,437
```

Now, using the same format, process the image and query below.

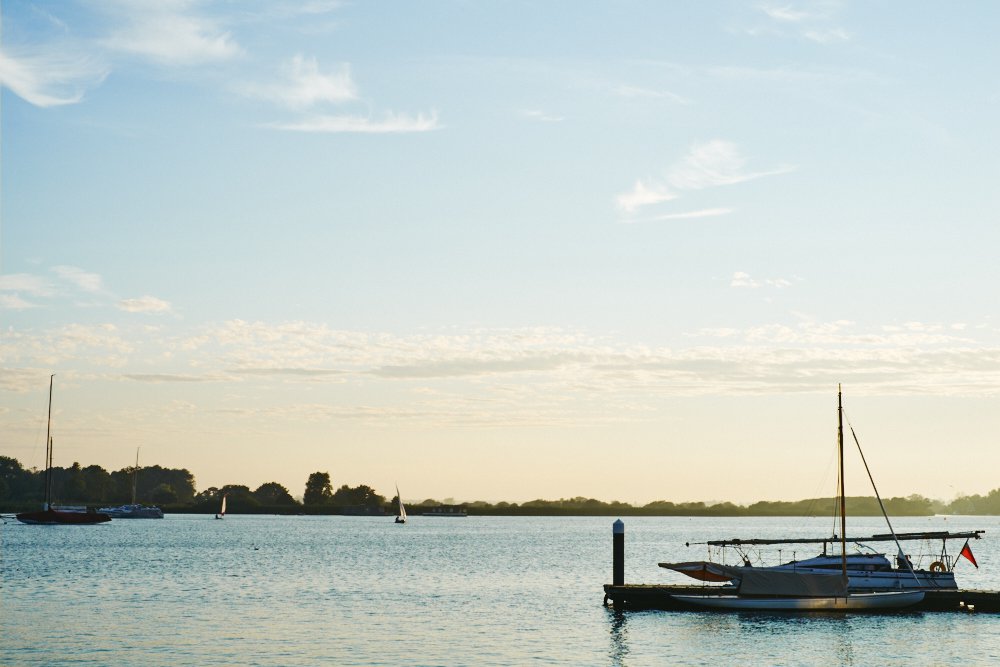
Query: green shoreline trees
2,455,999,515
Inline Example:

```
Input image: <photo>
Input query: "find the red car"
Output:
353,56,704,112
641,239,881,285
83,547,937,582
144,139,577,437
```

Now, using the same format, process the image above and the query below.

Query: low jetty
602,583,1000,613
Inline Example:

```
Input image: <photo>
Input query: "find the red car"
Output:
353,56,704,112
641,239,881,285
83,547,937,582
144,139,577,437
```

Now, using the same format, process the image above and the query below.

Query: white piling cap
613,519,624,534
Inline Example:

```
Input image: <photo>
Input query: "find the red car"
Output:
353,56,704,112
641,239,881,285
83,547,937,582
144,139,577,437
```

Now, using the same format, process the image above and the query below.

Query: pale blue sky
2,1,999,504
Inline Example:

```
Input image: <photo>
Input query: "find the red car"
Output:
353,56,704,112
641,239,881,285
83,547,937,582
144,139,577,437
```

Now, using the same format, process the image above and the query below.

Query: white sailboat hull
671,590,925,611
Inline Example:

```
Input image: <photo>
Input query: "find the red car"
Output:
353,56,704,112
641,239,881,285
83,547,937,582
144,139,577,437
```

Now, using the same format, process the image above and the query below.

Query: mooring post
613,519,625,587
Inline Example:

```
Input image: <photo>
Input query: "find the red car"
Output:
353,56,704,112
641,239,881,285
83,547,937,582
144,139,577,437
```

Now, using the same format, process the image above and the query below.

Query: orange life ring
929,561,946,572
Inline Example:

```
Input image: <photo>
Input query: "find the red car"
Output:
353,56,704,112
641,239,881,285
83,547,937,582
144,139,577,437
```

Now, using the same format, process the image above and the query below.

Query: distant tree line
0,458,393,515
3,455,1000,515
0,455,197,509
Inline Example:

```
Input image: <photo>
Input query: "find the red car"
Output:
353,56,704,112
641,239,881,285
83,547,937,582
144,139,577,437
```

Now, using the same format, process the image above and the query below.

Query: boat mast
43,374,54,510
838,384,847,580
132,447,140,505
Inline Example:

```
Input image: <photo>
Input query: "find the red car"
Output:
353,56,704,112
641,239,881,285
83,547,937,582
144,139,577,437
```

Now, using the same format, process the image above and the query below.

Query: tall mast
132,447,140,505
43,374,54,509
838,384,847,579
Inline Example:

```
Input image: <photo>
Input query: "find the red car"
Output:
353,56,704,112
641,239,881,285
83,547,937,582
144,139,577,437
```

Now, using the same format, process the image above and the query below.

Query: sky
2,1,1000,505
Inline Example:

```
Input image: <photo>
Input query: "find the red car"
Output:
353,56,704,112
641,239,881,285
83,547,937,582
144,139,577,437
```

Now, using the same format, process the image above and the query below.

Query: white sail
220,494,227,517
396,485,407,522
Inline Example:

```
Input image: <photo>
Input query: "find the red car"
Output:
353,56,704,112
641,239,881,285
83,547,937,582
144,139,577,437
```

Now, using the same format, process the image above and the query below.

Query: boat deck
603,584,1000,613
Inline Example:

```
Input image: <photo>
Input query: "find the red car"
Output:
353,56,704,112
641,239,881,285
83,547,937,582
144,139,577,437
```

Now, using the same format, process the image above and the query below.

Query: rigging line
844,412,924,586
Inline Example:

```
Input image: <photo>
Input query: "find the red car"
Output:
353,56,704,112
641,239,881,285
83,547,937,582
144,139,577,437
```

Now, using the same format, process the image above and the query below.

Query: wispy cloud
234,55,357,109
614,84,691,105
0,49,108,107
708,64,870,84
0,294,37,310
2,267,171,313
519,109,565,122
0,273,56,297
616,180,677,213
118,296,173,314
265,111,441,134
0,273,52,310
123,373,217,383
244,52,440,134
668,140,796,190
228,368,345,377
616,140,794,216
53,266,105,294
371,354,580,379
751,2,850,44
732,271,760,288
624,208,733,223
100,1,243,65
730,271,795,288
803,28,850,44
758,4,815,22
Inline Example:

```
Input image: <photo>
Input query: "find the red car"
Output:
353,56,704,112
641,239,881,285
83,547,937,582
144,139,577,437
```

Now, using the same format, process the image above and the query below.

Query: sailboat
665,386,926,611
394,485,407,524
215,494,227,519
98,448,164,519
16,376,111,525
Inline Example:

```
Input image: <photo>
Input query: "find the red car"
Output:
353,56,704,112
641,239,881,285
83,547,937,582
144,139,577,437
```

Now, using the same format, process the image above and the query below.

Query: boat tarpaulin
735,567,848,597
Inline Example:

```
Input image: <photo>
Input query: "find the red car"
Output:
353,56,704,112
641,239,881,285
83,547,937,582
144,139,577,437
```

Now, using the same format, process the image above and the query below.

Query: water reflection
607,608,629,666
735,612,857,665
608,608,944,666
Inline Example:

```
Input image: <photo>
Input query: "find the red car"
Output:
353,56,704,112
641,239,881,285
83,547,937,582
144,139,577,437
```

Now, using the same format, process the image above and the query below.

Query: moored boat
662,532,982,591
97,449,164,519
17,507,111,525
658,386,981,610
16,376,111,526
99,503,165,519
668,562,926,610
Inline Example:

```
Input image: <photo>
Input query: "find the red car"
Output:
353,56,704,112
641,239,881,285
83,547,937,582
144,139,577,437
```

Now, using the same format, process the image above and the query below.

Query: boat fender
929,561,946,572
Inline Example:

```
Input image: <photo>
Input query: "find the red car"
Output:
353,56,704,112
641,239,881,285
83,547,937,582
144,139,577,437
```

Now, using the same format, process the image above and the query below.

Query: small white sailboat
394,485,407,524
215,494,227,520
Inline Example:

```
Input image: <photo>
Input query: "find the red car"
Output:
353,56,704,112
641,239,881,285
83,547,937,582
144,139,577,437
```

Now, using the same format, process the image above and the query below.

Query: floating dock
603,583,1000,613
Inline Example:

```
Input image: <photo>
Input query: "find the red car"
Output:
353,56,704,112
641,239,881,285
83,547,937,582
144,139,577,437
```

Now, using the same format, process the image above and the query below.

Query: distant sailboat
394,485,407,524
16,375,111,525
215,494,227,520
98,448,164,519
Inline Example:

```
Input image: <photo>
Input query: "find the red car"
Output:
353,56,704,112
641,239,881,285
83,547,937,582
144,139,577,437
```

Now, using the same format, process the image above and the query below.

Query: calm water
3,514,999,666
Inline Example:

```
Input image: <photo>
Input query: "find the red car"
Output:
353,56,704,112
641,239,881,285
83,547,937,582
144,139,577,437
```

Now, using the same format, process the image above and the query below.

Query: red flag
959,540,979,568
